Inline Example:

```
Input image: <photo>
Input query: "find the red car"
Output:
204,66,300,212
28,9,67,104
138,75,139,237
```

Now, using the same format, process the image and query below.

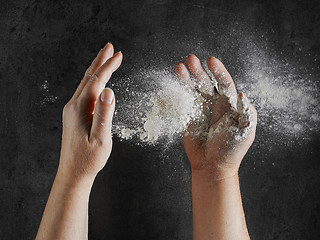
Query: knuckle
218,81,231,89
82,88,98,102
92,136,112,147
63,100,80,116
63,102,71,115
89,73,99,83
94,110,105,120
84,69,93,78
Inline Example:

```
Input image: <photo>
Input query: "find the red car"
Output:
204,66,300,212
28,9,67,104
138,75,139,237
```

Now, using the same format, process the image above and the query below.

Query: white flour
113,70,256,145
112,60,319,146
111,37,319,145
141,81,200,142
113,72,203,143
237,66,320,137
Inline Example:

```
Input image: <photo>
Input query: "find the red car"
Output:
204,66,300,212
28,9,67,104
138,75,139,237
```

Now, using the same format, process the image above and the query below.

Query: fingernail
104,42,111,49
112,51,122,59
101,88,114,104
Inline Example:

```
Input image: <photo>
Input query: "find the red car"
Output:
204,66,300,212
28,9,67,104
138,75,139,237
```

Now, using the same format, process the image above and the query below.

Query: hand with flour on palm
36,40,256,240
175,54,257,240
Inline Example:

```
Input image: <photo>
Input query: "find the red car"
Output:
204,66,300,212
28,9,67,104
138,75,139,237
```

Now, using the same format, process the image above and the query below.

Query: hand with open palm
175,55,257,180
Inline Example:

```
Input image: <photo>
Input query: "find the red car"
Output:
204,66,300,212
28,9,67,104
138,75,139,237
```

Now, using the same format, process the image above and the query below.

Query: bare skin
36,44,256,239
36,42,122,240
175,54,257,240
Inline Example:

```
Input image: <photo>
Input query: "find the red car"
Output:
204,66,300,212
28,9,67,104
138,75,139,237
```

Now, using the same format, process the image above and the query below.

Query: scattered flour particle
293,124,303,131
311,114,320,122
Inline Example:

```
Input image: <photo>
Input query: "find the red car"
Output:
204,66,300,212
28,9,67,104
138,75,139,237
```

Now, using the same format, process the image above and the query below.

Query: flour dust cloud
112,56,319,147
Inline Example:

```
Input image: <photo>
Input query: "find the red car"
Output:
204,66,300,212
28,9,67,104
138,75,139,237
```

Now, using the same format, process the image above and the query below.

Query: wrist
191,168,239,182
57,155,99,182
56,165,96,191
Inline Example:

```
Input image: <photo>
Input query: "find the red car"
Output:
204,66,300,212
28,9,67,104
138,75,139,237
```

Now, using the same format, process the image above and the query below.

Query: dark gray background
1,0,320,239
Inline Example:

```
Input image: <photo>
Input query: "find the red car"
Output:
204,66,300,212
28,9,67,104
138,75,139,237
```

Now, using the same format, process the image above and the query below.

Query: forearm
35,42,119,239
36,167,95,240
192,170,250,240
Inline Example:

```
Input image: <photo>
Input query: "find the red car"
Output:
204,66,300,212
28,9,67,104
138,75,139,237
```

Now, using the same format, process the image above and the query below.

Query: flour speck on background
40,79,58,107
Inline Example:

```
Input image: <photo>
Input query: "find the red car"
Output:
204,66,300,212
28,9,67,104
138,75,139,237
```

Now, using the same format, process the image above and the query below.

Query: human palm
175,55,257,179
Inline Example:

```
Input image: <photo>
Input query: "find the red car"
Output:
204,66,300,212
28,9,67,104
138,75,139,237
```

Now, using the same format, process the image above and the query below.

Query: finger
71,43,114,101
207,57,237,108
90,88,115,143
185,55,212,84
80,51,122,102
174,62,194,90
237,92,257,130
185,54,215,97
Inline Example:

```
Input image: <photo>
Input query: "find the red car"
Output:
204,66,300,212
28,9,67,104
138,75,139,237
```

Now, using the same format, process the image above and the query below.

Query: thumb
90,88,115,144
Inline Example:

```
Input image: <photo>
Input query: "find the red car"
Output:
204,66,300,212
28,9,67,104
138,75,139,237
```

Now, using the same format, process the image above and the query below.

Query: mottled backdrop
0,0,320,239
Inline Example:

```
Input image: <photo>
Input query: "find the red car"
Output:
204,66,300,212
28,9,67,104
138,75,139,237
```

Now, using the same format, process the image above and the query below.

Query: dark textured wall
1,0,320,239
